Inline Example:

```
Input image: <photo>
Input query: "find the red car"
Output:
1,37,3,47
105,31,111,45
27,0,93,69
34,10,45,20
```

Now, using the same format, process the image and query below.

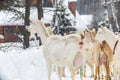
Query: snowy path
0,44,94,80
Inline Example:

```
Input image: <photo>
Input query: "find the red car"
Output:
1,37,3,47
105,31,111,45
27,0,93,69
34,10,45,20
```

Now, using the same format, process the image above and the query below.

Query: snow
0,7,54,25
68,0,77,2
0,0,93,30
75,11,93,30
0,6,74,26
0,35,4,39
63,0,93,30
0,41,93,80
0,10,24,25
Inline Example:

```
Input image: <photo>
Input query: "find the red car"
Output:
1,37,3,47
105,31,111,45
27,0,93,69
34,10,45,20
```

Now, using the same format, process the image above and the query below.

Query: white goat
27,20,84,80
82,29,113,80
81,29,96,78
95,27,119,79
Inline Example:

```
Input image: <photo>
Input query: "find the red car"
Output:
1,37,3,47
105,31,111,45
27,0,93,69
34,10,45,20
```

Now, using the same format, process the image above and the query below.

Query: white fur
27,20,84,80
95,27,120,77
82,30,98,77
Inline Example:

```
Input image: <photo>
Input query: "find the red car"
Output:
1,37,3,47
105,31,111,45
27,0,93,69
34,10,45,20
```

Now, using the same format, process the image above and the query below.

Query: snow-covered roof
0,10,24,26
0,6,75,26
0,35,4,39
75,11,93,30
0,7,55,26
0,0,77,26
68,0,77,2
0,0,93,30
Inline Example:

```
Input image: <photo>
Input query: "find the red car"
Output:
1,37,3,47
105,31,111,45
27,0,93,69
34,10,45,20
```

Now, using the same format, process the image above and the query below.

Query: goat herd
26,20,120,80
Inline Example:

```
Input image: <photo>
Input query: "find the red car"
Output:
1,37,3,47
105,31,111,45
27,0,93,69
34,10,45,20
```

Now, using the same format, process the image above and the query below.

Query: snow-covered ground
0,41,93,80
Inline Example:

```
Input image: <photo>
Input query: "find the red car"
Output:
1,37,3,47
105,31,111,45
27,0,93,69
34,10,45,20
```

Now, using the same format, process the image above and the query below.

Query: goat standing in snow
95,27,116,80
82,29,113,80
81,29,96,78
27,20,85,80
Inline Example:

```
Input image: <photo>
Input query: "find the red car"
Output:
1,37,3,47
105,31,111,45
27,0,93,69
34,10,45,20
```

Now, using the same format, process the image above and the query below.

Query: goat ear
30,18,34,22
85,29,88,32
85,29,89,32
85,28,91,33
92,28,96,33
29,18,38,24
92,28,96,36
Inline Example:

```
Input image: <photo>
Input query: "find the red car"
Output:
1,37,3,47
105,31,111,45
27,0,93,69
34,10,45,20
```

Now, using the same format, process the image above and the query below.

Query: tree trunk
115,1,120,31
25,0,30,25
37,0,43,20
24,0,31,49
110,0,119,31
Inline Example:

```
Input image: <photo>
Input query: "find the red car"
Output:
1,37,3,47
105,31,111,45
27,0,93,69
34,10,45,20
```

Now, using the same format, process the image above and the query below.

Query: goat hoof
76,70,79,75
106,77,111,80
94,77,97,80
90,75,94,78
83,74,86,77
62,74,65,77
